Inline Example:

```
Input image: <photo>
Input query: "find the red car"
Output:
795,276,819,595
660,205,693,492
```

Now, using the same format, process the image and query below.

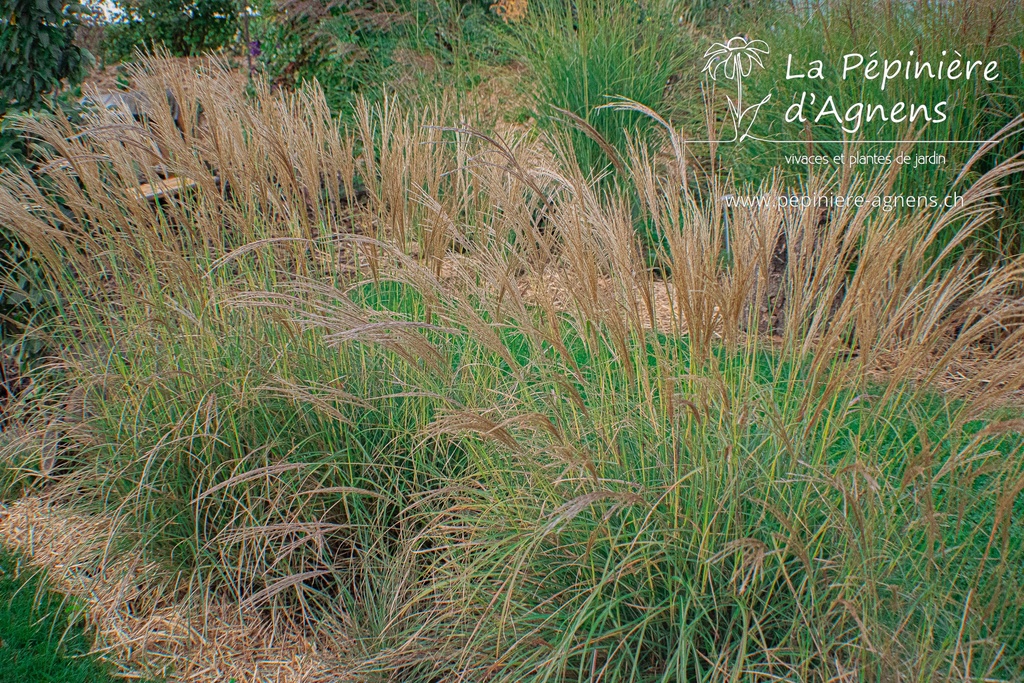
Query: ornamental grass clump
507,0,694,182
1,57,1023,680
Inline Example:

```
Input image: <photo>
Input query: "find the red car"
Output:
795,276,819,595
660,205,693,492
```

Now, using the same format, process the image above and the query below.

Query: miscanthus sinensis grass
1,57,1023,680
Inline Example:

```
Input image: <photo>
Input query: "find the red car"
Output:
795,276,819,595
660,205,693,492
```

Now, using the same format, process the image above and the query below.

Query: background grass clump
508,0,694,179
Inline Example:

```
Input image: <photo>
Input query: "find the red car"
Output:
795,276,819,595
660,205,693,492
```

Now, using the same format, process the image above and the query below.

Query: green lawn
0,550,120,683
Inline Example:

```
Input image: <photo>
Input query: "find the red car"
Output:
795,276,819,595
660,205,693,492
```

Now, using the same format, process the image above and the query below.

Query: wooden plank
128,175,197,202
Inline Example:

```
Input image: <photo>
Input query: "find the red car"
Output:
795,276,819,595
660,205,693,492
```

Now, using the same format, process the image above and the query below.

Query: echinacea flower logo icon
703,36,768,81
703,37,772,142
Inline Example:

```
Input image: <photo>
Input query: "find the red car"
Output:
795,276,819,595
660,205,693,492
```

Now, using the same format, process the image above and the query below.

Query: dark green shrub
101,0,239,60
0,229,49,358
1,0,86,355
0,0,89,114
252,0,504,117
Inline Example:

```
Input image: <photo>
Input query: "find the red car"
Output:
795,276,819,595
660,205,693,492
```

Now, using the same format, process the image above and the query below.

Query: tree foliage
104,0,239,58
1,1,88,357
0,0,88,114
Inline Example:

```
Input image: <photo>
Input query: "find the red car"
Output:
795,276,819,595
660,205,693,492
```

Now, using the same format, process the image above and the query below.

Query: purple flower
249,40,262,58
